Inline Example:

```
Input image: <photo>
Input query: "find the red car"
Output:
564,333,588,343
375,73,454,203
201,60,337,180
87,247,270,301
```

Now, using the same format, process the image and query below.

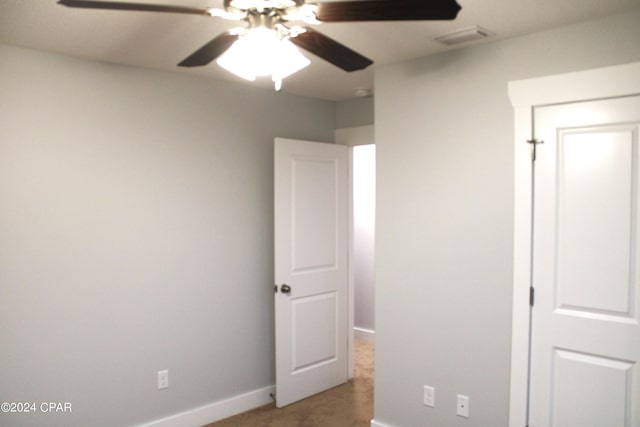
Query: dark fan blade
58,0,211,16
290,28,372,72
315,0,462,22
178,33,239,67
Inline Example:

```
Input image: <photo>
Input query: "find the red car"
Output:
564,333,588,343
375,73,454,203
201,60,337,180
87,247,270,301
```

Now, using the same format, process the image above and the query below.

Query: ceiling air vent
435,25,493,46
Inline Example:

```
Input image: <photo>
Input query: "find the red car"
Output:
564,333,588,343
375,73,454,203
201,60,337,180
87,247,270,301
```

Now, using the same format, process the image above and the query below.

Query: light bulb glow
229,1,297,10
281,4,319,23
216,27,310,88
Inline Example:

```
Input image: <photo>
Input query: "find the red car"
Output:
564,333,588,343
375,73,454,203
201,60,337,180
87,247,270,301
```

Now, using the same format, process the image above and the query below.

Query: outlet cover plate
158,370,169,390
457,394,469,417
423,385,435,407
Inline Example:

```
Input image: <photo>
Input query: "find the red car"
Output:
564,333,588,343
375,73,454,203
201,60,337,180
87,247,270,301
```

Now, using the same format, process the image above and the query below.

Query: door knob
280,284,291,294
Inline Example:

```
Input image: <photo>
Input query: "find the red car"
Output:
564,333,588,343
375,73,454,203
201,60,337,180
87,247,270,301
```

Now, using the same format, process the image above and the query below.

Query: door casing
508,62,640,427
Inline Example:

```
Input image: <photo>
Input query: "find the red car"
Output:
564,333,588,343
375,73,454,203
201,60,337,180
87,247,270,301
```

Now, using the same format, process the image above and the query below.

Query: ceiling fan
58,0,462,90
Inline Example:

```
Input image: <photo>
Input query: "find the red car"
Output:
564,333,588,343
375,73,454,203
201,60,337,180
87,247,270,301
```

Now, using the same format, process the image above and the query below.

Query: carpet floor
203,340,374,427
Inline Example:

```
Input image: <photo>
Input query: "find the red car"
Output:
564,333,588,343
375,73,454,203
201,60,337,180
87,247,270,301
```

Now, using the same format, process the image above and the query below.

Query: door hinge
529,286,535,306
526,138,544,161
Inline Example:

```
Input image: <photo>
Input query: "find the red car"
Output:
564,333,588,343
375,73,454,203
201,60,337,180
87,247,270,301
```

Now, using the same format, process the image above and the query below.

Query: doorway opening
352,144,376,345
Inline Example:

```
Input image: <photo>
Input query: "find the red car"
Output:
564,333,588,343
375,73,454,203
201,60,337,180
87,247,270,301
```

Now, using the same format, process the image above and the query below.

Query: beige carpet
203,340,374,427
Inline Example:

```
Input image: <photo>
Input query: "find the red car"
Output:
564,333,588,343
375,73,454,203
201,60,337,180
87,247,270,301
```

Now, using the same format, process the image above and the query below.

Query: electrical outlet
456,394,469,418
423,385,435,407
158,370,169,390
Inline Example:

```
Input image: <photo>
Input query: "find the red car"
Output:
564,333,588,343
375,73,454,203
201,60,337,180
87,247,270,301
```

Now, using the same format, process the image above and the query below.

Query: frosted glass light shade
216,27,310,89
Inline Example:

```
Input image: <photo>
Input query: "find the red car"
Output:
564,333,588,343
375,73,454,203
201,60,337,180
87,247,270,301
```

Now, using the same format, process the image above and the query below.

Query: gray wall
0,44,335,427
374,9,640,427
336,97,374,129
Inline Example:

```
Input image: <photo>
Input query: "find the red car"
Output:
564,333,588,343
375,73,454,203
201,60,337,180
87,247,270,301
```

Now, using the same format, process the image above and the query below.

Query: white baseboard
354,327,375,344
141,327,375,427
140,385,275,427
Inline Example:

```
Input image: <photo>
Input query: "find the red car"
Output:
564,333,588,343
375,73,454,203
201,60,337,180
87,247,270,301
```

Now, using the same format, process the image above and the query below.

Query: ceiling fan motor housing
225,0,305,14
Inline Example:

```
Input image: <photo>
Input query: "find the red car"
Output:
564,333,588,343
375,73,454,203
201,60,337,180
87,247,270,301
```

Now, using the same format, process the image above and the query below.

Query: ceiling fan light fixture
216,27,310,89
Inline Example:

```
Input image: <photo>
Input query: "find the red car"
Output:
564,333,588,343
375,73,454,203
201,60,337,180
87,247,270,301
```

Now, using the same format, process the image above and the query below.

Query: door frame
337,125,376,379
508,62,640,427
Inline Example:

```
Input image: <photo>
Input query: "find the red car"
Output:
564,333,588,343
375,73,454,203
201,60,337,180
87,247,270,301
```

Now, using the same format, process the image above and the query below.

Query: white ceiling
1,0,639,100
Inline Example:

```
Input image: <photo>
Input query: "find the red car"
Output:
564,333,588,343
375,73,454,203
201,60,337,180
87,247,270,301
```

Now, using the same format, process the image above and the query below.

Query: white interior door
530,95,640,426
274,137,349,408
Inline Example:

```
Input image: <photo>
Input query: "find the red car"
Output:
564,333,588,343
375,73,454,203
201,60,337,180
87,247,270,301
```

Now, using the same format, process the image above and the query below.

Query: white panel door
274,137,349,408
530,95,640,427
